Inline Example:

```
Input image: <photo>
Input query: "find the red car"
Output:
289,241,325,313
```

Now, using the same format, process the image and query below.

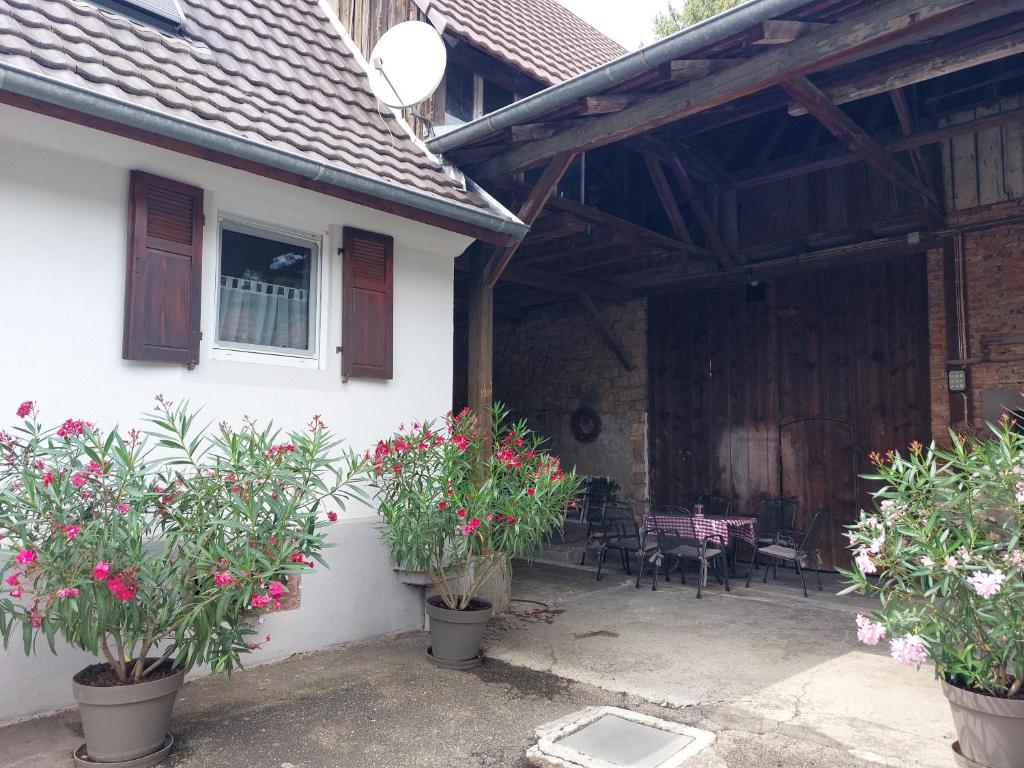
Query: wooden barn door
649,252,932,571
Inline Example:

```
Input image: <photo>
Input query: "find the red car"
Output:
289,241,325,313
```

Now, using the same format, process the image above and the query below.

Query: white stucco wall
0,104,469,723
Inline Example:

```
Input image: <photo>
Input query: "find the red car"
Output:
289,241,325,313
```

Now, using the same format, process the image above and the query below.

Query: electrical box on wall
948,369,967,392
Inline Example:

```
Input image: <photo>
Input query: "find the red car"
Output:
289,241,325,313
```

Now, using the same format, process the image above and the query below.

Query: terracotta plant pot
943,680,1024,768
425,596,492,669
72,662,184,764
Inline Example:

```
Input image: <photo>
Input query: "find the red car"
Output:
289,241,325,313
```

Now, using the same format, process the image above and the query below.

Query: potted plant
0,398,362,767
368,405,579,668
843,421,1023,768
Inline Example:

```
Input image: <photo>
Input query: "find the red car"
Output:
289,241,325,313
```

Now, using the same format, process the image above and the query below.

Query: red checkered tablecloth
642,514,756,548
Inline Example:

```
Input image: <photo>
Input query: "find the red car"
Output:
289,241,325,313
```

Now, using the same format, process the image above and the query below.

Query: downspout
0,65,529,242
428,0,813,155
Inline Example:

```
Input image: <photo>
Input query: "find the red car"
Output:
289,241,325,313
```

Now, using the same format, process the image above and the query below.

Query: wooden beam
510,123,557,142
524,212,589,243
889,87,933,186
643,155,693,244
482,151,576,288
467,248,494,444
501,264,632,301
752,19,831,45
577,95,639,115
495,179,713,258
517,227,625,265
469,0,991,180
780,75,942,217
732,103,1024,190
579,293,634,371
788,27,1024,116
663,155,736,269
657,58,744,83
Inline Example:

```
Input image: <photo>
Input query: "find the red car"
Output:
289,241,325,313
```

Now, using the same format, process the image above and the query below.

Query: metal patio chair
583,503,646,581
745,507,830,597
644,512,730,598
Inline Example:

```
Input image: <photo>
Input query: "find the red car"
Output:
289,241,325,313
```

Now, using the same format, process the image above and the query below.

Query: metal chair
645,512,730,598
584,502,646,581
754,497,798,546
745,507,829,597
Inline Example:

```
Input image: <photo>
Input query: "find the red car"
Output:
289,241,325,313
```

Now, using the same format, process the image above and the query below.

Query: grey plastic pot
72,664,184,763
943,680,1024,768
425,596,493,667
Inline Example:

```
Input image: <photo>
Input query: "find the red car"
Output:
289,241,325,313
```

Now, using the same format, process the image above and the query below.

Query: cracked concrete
488,562,956,768
0,562,955,767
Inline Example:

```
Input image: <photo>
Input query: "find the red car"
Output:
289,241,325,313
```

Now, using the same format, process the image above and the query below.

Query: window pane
444,63,474,124
218,226,315,354
482,79,513,115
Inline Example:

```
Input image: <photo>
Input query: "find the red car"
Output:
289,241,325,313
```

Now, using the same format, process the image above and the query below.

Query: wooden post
467,246,494,456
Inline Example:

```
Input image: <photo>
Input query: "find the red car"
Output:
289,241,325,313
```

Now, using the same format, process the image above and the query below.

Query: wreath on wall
570,406,602,444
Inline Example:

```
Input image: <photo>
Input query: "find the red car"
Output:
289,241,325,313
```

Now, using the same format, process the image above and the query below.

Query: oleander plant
0,397,364,683
843,418,1023,699
368,404,580,610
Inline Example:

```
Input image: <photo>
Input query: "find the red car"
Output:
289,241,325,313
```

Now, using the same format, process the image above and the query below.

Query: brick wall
492,299,649,512
927,199,1024,438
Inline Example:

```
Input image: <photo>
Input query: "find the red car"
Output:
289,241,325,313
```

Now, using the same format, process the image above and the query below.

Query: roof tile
0,0,488,211
421,0,627,86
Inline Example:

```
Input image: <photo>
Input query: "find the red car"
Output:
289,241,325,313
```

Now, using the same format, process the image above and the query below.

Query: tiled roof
417,0,627,87
0,0,490,211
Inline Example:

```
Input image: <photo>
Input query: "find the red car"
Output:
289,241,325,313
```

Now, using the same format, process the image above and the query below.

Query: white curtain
218,276,309,350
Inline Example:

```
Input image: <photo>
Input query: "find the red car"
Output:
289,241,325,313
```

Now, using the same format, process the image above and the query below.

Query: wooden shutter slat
123,171,204,366
342,227,393,380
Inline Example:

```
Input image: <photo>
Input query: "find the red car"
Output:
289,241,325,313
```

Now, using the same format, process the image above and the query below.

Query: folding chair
745,507,829,597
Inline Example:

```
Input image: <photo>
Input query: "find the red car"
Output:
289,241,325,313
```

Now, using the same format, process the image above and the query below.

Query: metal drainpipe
427,0,814,155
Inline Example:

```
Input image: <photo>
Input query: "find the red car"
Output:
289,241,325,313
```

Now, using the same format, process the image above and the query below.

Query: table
641,514,756,548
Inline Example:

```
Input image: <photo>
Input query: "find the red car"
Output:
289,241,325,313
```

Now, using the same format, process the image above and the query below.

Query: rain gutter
0,64,529,241
427,0,813,155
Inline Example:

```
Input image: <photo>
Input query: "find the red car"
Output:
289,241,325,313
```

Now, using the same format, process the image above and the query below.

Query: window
444,62,475,125
92,0,184,30
216,220,320,358
443,65,516,125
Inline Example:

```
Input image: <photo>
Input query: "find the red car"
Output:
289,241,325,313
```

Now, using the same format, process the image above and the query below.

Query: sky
555,0,673,50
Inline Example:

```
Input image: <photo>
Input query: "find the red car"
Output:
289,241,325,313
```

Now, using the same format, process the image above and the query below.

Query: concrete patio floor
0,562,955,767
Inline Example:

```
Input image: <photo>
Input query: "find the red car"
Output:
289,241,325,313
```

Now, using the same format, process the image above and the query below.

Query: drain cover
527,707,714,768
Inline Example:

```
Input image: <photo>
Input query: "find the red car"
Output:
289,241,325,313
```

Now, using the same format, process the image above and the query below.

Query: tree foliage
653,0,744,37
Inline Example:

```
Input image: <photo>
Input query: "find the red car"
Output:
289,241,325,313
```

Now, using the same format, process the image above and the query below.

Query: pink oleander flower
944,555,958,573
15,549,35,565
326,511,338,522
250,594,272,608
920,556,935,567
70,472,86,488
890,635,928,667
16,401,32,418
855,614,886,646
213,571,234,587
65,525,80,541
1016,481,1024,505
117,503,130,514
4,575,18,587
267,581,285,598
92,561,111,581
30,616,41,629
967,570,1006,598
106,573,137,601
42,471,53,488
56,419,90,438
854,549,877,575
56,587,79,598
10,588,23,599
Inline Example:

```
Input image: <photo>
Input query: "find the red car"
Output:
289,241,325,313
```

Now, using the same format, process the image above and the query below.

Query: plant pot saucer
951,741,988,768
73,734,173,768
425,646,482,670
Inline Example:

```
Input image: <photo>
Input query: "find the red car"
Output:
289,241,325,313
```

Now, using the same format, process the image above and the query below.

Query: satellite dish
367,21,447,109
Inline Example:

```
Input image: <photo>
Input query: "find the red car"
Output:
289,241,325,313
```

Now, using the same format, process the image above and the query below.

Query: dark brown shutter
122,171,204,365
342,227,394,380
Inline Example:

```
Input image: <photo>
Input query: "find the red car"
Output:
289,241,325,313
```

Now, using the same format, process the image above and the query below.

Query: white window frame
213,215,325,369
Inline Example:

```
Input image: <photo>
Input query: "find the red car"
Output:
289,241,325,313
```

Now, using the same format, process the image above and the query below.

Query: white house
0,0,524,723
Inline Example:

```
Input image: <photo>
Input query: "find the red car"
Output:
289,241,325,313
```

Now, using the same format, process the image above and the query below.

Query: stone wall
492,299,649,512
927,199,1024,439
